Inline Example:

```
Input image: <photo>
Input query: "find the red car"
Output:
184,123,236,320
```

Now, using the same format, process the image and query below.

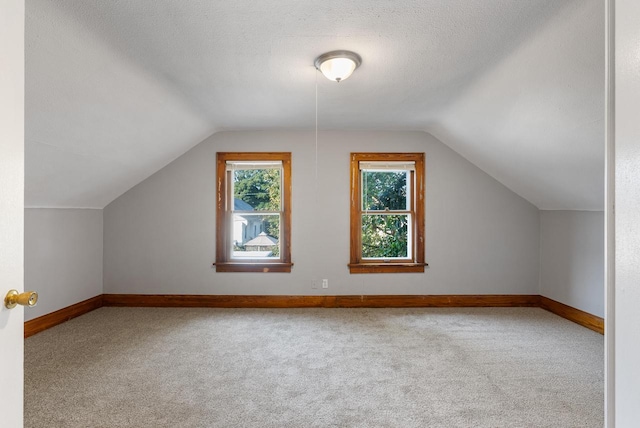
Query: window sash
360,169,412,212
360,166,415,261
230,213,281,261
361,212,413,260
228,164,283,212
228,166,283,261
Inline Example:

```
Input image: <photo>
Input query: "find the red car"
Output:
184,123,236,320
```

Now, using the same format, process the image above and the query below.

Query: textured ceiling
26,0,604,209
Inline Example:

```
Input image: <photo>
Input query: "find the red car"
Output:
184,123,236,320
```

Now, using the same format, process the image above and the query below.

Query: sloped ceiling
26,0,604,210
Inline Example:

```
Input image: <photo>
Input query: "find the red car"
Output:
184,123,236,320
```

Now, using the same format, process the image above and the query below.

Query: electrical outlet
322,279,329,289
311,279,320,289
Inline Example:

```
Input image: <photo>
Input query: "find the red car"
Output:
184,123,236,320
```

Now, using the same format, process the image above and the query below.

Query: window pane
362,171,408,211
233,168,281,211
232,213,280,259
361,214,409,258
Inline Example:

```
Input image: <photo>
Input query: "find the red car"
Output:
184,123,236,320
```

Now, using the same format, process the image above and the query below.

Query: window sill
213,262,293,273
348,262,428,274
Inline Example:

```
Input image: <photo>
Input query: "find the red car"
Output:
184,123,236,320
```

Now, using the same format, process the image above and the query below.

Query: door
0,1,25,427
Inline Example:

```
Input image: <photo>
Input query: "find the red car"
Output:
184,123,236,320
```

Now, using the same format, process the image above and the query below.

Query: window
349,153,426,273
215,152,292,272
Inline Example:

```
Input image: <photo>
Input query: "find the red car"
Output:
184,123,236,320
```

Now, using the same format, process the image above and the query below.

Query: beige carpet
25,307,603,427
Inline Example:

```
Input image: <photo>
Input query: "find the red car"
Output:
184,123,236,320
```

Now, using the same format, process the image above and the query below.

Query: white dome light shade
314,51,362,82
320,58,356,82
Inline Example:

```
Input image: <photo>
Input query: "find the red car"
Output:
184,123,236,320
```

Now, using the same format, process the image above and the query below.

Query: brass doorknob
4,290,38,309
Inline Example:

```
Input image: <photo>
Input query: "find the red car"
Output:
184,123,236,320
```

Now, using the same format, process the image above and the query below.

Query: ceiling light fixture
314,50,362,82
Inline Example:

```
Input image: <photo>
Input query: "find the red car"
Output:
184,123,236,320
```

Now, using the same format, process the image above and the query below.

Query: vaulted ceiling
26,0,604,210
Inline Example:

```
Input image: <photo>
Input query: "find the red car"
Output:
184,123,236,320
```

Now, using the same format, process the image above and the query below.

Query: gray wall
24,208,103,321
539,210,604,317
614,0,640,421
104,131,540,296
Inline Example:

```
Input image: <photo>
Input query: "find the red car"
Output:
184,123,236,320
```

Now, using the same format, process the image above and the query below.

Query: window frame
215,152,292,273
349,152,426,274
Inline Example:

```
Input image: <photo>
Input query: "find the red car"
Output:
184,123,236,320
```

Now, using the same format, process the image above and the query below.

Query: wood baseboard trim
24,295,103,338
102,294,336,308
25,294,604,336
102,294,540,309
539,296,604,334
334,294,540,307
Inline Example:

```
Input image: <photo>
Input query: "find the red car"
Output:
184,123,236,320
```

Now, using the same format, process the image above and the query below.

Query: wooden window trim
349,152,426,274
215,152,292,273
214,262,294,273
